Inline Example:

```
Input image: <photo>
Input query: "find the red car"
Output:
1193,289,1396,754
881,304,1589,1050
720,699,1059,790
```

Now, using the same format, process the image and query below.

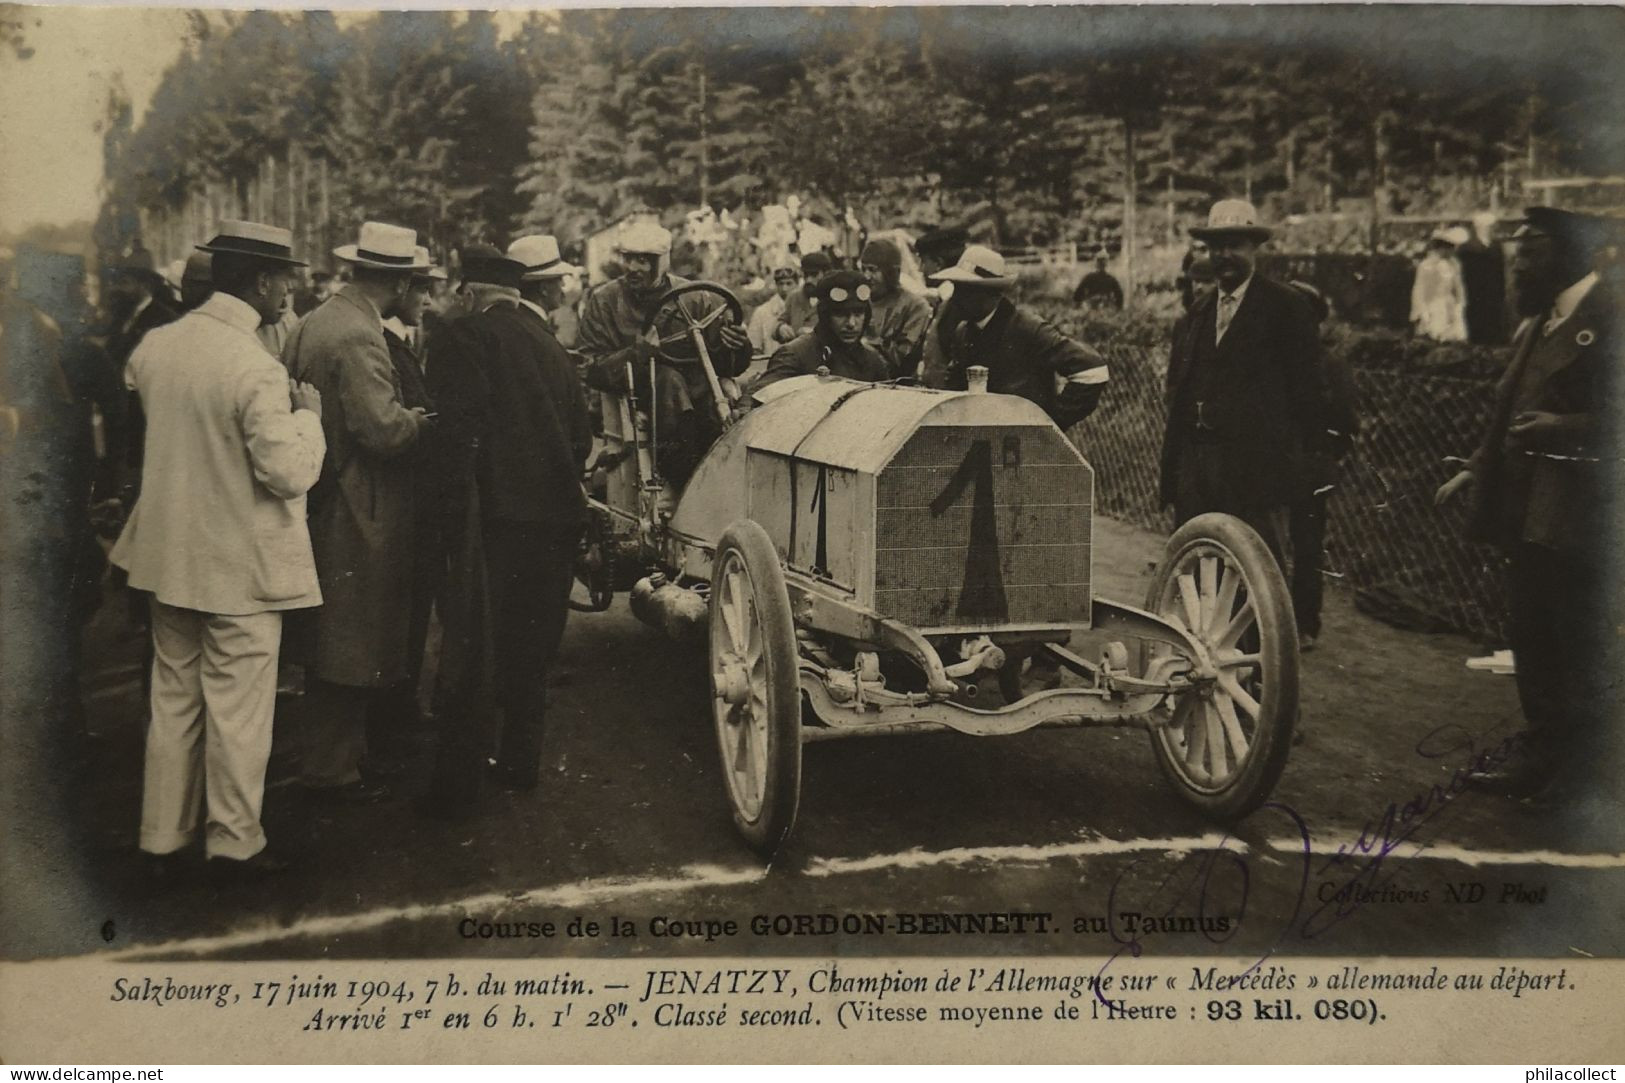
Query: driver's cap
616,220,673,257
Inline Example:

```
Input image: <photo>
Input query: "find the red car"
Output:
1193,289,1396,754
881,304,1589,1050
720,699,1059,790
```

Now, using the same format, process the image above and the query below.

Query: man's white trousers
139,599,281,861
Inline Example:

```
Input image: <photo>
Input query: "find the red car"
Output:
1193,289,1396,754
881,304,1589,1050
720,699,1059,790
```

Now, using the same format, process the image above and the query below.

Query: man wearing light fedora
110,219,324,877
1160,199,1328,583
282,221,434,801
922,244,1109,430
508,233,582,336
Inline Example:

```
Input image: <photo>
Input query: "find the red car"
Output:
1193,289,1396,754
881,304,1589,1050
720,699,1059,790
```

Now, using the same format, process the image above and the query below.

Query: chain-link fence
1041,304,1510,646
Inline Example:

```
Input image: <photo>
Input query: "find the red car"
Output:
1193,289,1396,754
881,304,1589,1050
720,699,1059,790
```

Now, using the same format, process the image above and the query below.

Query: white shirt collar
519,298,553,324
381,315,412,341
198,292,264,335
1550,272,1598,327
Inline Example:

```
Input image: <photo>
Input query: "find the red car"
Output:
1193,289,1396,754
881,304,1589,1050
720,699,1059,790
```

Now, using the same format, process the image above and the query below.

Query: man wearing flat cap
111,220,324,877
923,245,1110,431
283,221,434,802
1160,199,1329,580
578,219,751,487
1438,206,1624,805
420,243,591,807
858,238,932,377
752,270,891,393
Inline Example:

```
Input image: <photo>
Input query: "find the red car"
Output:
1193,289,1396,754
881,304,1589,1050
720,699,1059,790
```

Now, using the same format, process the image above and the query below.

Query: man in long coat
579,220,751,487
110,220,324,876
282,221,431,799
423,245,592,803
1438,207,1623,804
1159,200,1328,565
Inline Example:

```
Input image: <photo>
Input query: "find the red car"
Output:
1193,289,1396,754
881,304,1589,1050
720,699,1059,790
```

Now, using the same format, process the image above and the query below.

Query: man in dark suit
1160,200,1328,568
922,245,1110,431
1437,207,1623,805
423,244,592,807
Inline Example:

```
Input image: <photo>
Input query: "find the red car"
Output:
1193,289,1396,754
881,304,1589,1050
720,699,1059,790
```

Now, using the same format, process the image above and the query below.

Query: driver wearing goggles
750,269,891,394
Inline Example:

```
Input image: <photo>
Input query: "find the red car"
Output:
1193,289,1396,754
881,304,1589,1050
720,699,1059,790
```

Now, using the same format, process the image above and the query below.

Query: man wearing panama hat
1438,205,1624,806
922,244,1109,430
111,219,324,877
1159,199,1329,584
282,220,435,802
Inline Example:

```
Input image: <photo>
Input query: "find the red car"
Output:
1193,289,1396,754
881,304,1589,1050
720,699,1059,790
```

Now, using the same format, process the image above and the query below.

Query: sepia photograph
1,1,1623,1064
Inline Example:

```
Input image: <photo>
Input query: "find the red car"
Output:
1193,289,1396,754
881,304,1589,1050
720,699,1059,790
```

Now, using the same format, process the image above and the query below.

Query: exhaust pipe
629,573,708,643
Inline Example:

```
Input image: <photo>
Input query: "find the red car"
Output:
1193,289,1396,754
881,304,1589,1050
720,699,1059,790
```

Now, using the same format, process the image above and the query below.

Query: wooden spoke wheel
709,519,802,855
1145,513,1298,820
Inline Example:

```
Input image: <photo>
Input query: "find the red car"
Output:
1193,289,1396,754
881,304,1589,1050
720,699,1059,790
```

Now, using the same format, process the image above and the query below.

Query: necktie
1215,293,1239,344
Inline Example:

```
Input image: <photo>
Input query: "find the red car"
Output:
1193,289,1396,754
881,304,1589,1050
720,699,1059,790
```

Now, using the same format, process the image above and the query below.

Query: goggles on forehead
773,270,800,281
826,283,872,303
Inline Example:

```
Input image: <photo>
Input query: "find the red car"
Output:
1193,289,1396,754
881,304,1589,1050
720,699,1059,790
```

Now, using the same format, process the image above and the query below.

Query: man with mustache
1159,199,1328,578
579,220,751,487
1438,207,1623,806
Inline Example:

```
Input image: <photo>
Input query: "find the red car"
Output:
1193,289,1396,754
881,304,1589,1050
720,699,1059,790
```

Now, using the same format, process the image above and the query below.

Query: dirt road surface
11,518,1622,965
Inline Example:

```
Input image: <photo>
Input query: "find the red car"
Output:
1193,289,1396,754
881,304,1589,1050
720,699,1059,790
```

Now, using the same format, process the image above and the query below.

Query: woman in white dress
1410,229,1469,341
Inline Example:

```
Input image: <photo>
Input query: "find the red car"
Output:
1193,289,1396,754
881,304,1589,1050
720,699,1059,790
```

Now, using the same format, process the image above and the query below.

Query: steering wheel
639,281,745,365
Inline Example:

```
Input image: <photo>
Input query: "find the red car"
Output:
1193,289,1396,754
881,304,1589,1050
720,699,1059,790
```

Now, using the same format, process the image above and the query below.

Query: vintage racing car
575,282,1298,856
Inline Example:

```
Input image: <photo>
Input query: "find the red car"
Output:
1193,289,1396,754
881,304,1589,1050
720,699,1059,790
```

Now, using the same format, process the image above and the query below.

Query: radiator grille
874,425,1092,631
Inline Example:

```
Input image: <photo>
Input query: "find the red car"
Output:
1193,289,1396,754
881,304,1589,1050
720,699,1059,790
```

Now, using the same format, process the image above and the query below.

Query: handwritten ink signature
1092,722,1524,1005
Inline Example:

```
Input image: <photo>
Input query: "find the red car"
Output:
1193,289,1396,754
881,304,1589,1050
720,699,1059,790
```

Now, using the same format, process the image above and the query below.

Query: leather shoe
141,850,194,884
1299,634,1317,653
208,848,292,880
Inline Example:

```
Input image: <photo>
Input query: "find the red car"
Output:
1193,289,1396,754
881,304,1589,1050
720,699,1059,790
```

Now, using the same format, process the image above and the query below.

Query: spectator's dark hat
859,238,902,270
460,243,525,288
197,219,307,267
916,226,968,256
181,250,213,285
814,269,872,310
1516,207,1625,257
799,250,833,276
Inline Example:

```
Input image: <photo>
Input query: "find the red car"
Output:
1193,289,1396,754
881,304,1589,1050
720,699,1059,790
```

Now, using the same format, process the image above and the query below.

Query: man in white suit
111,220,325,878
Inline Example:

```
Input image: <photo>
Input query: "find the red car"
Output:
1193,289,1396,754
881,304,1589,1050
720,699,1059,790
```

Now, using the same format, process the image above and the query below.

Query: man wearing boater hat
922,245,1109,430
110,220,324,877
1438,206,1623,806
283,221,434,802
579,219,751,486
1159,199,1328,574
752,269,890,393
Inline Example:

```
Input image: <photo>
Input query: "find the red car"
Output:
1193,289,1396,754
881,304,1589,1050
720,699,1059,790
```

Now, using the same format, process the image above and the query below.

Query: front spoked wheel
709,519,802,855
1146,513,1298,820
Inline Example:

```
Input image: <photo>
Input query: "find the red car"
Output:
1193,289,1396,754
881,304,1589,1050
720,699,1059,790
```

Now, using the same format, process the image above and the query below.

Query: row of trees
98,7,1625,263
